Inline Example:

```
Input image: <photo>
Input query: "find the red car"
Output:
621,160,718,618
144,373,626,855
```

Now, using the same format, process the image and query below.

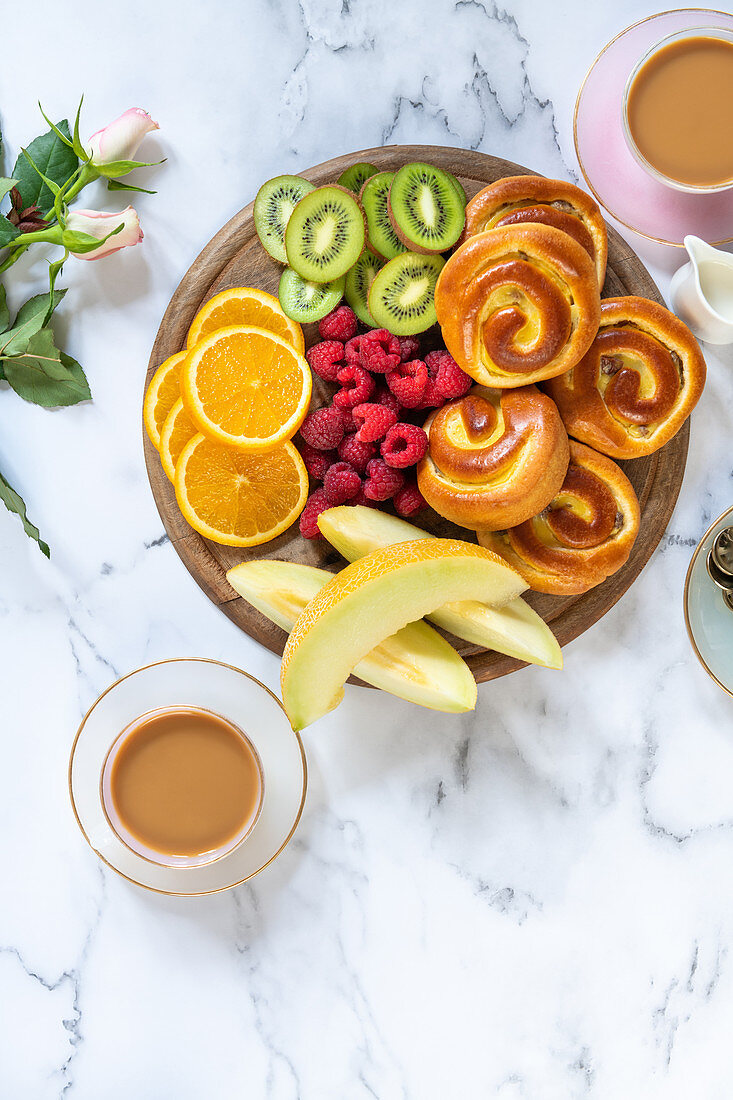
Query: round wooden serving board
144,145,689,684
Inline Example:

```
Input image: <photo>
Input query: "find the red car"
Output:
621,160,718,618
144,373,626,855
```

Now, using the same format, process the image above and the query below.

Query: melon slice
317,506,563,671
279,539,526,729
226,560,476,717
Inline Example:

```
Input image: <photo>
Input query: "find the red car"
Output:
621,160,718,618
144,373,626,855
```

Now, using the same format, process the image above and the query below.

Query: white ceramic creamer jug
670,235,733,344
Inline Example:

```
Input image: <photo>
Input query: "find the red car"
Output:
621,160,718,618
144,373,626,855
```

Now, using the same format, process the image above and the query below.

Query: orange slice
174,434,308,546
143,351,186,450
159,398,197,482
181,325,312,452
186,287,304,354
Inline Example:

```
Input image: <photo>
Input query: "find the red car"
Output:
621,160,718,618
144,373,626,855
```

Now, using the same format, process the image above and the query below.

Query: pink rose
86,108,159,166
65,207,143,260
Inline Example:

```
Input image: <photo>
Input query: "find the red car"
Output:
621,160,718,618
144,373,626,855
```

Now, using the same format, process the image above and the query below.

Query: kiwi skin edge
387,163,465,255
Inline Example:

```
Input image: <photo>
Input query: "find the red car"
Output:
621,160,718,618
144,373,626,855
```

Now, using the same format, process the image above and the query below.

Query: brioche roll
435,225,601,388
544,297,706,459
477,441,640,595
417,385,569,530
463,175,607,286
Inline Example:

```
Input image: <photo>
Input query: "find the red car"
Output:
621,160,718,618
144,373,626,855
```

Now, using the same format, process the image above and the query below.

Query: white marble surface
2,1,733,1097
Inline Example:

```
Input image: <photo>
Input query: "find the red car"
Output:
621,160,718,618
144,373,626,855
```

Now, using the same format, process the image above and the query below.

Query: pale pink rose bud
65,207,143,260
86,108,159,165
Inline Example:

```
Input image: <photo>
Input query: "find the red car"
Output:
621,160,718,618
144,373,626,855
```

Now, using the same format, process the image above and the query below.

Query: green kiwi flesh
285,186,365,283
254,175,315,264
368,252,444,336
388,162,465,254
446,171,467,209
278,267,345,322
360,172,407,261
337,162,378,194
344,252,384,326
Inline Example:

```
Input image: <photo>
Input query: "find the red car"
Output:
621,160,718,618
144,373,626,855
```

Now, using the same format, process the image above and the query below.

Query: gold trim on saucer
68,658,308,897
683,504,733,698
573,8,733,249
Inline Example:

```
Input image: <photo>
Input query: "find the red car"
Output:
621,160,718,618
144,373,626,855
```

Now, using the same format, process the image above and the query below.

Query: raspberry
360,329,401,374
336,405,358,434
350,486,377,508
306,340,344,383
363,457,405,501
299,488,331,539
386,359,428,408
416,376,444,409
372,385,403,419
352,402,398,443
334,364,375,409
380,423,428,468
300,406,345,450
338,433,377,474
299,442,336,480
345,335,364,367
426,350,472,399
318,305,357,342
393,480,427,517
323,461,361,505
397,335,420,362
424,350,441,379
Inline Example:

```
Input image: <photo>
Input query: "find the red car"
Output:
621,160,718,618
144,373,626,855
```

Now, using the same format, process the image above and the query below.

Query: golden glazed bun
417,386,569,530
435,224,601,389
544,297,706,459
463,175,608,286
477,441,640,595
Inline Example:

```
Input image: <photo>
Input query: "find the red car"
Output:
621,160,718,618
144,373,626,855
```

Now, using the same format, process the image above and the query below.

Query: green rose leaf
0,216,20,247
107,179,156,195
0,288,66,357
0,285,9,333
0,469,50,556
12,120,78,211
95,156,164,179
61,224,122,254
3,327,90,407
0,177,19,205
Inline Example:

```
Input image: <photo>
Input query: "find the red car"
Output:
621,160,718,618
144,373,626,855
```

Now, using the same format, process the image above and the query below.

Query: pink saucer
574,8,733,247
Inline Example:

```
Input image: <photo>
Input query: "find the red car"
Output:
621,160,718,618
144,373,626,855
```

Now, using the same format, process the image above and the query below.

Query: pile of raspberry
297,305,472,539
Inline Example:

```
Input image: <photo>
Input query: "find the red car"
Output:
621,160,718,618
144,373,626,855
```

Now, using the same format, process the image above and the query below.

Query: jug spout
684,234,733,272
672,235,733,345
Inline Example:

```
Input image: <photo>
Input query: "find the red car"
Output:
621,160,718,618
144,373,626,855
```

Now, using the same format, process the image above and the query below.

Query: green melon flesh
226,560,477,715
317,507,563,671
279,541,525,729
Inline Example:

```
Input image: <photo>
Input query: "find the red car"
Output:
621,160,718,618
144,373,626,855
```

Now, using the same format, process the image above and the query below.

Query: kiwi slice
254,175,315,264
285,185,366,283
337,162,378,194
446,171,467,209
278,267,345,322
368,252,445,336
345,252,384,326
360,172,407,261
388,162,465,254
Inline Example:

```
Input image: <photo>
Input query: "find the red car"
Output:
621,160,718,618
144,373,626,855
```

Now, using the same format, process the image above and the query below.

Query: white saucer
69,659,307,895
684,506,733,698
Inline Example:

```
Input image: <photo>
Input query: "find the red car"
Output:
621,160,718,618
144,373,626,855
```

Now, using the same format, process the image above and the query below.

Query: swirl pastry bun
544,297,706,459
463,175,608,287
417,386,569,531
477,441,640,595
435,224,601,388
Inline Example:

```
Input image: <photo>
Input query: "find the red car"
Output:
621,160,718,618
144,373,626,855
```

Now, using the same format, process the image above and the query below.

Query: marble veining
2,0,733,1097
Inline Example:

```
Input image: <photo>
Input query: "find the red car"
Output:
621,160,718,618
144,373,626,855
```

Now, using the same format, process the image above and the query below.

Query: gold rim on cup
683,504,733,698
621,25,733,195
98,704,265,870
68,658,308,897
573,7,733,247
